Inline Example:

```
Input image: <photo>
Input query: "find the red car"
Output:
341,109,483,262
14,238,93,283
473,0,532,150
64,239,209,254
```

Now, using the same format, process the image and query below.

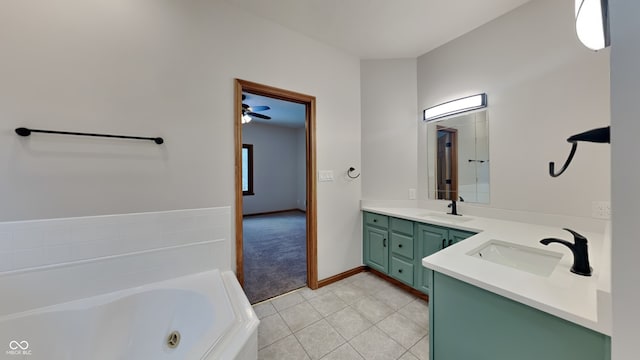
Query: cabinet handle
398,244,403,248
398,269,403,273
448,239,453,247
383,238,387,247
373,219,377,223
442,239,446,248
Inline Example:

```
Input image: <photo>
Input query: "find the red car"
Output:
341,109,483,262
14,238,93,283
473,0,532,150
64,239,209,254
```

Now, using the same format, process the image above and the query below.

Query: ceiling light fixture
242,114,252,124
423,93,487,123
575,0,610,51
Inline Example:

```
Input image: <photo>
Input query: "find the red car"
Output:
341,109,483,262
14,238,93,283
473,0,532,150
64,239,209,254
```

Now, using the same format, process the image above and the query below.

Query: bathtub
0,269,259,360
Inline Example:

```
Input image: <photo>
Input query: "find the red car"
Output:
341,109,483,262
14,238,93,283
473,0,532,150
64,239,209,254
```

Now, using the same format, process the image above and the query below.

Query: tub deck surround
361,206,612,336
0,269,258,360
0,208,259,359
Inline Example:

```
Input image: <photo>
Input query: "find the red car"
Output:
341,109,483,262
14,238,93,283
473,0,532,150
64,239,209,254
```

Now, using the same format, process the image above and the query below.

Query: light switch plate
318,170,334,182
408,188,417,200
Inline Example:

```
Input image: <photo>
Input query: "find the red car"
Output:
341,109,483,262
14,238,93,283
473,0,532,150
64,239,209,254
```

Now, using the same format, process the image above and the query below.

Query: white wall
0,0,362,280
610,0,640,358
242,123,300,215
361,59,418,202
416,0,610,219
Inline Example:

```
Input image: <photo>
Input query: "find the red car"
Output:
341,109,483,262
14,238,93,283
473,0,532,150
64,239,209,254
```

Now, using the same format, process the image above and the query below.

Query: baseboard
367,267,429,302
243,208,305,217
317,266,429,301
317,266,367,288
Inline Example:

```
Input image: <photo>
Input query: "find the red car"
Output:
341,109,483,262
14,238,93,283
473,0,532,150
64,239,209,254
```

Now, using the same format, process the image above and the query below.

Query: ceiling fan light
575,0,610,51
242,114,252,124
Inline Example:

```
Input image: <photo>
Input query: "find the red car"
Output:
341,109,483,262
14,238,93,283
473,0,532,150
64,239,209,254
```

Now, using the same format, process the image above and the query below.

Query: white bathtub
0,269,259,360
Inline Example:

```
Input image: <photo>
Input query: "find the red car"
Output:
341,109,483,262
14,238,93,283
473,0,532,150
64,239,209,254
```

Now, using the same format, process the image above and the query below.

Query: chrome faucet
540,228,592,276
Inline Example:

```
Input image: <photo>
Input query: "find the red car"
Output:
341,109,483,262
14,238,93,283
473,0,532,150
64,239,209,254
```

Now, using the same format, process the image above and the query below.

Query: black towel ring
347,167,360,179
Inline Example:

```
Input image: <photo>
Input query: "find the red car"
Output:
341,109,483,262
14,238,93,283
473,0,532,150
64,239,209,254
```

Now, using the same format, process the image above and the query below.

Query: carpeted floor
243,211,307,304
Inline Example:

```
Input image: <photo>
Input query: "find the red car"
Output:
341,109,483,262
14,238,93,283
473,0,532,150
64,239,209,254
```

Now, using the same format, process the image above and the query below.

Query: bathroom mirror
427,110,489,203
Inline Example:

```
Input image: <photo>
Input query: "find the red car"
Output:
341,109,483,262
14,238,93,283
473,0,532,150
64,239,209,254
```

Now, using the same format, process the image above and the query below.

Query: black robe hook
549,126,609,177
549,142,578,177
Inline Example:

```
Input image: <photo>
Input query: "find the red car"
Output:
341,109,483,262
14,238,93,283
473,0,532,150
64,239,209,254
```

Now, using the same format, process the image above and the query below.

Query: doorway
234,79,318,303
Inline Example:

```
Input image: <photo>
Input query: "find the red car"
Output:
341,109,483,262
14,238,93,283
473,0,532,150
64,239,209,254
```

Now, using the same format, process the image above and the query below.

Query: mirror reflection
427,110,489,204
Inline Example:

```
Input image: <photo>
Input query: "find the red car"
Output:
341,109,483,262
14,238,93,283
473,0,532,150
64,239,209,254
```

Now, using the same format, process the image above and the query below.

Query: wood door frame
234,79,318,290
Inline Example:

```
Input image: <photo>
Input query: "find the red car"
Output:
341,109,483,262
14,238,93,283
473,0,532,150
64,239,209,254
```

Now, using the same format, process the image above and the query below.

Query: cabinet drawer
364,212,389,228
391,232,413,259
390,217,413,235
391,257,414,285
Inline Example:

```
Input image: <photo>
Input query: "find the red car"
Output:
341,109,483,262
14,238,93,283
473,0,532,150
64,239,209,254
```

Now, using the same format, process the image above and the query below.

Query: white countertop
362,206,612,336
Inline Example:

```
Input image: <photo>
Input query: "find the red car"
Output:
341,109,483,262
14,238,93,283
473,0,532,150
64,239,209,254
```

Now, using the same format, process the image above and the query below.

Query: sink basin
419,212,473,223
468,240,563,277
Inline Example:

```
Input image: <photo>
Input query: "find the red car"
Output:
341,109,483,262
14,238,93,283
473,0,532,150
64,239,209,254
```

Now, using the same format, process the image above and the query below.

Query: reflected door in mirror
436,127,458,201
427,110,489,204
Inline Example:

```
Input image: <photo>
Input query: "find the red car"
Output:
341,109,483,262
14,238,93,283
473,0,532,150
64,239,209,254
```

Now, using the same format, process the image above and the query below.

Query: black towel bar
15,127,164,144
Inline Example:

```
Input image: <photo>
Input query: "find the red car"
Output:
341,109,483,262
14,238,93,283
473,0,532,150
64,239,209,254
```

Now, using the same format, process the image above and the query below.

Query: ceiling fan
242,94,271,123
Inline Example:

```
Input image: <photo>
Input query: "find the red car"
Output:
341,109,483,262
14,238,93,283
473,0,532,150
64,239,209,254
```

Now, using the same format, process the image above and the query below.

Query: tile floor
253,272,429,360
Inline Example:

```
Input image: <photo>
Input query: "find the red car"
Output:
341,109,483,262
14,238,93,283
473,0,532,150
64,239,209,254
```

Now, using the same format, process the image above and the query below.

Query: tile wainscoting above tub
0,207,230,272
0,207,231,316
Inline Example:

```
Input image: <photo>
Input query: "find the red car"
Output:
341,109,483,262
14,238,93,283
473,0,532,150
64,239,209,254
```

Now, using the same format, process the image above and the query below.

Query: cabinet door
447,229,476,247
415,223,449,294
364,225,389,273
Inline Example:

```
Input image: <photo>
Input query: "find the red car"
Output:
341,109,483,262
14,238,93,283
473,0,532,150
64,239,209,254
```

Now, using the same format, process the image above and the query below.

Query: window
242,144,254,196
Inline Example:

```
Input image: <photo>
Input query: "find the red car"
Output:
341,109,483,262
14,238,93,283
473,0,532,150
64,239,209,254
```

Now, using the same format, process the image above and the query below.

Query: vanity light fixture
423,93,487,123
575,0,610,51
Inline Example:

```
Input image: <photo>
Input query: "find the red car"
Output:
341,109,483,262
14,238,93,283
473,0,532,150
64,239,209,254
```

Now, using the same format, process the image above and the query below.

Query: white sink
419,212,473,223
468,239,563,277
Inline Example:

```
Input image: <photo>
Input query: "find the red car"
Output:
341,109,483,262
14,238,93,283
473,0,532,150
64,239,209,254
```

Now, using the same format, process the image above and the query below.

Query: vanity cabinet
429,271,611,360
448,229,475,246
363,212,389,273
415,224,475,294
389,217,415,286
363,211,475,294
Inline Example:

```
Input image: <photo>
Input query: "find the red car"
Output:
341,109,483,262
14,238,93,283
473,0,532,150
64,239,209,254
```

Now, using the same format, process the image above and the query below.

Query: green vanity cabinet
415,224,475,294
389,217,415,286
363,212,389,273
415,224,448,294
363,211,476,294
363,212,416,285
429,271,611,360
448,228,475,246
